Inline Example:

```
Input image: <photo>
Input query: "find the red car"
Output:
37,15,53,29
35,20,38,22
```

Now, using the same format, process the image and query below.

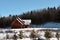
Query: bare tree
56,32,60,40
19,31,23,39
13,33,17,40
30,30,38,40
44,29,52,40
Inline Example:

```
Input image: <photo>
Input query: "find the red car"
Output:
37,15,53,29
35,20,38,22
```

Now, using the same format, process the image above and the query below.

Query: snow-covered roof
16,17,31,25
23,20,31,25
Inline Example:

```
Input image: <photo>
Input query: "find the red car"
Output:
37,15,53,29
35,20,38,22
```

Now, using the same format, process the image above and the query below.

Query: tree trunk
47,38,50,40
49,38,50,40
57,38,59,40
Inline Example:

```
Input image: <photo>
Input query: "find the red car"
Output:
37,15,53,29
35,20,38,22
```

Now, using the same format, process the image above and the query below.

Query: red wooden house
11,17,31,28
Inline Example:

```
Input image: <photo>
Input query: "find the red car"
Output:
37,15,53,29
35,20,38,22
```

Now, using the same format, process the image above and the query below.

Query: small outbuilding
11,17,31,28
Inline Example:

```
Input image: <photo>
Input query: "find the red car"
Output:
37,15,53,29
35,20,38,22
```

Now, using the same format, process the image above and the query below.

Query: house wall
11,20,23,28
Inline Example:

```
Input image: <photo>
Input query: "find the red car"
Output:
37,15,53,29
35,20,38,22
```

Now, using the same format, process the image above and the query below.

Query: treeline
0,6,60,28
20,6,60,24
0,15,17,28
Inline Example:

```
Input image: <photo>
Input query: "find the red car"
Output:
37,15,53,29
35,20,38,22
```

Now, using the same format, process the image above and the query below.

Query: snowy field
32,22,60,28
0,38,60,40
0,28,60,40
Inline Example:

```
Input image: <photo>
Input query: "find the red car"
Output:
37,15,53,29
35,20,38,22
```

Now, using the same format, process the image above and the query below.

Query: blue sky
0,0,60,17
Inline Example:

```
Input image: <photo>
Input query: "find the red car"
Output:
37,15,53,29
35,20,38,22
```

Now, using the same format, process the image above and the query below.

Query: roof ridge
16,18,24,25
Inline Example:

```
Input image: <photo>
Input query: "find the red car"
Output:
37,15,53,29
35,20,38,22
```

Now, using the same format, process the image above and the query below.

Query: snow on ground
0,28,60,40
0,38,60,40
23,32,31,38
0,38,32,40
0,33,6,39
50,38,57,40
